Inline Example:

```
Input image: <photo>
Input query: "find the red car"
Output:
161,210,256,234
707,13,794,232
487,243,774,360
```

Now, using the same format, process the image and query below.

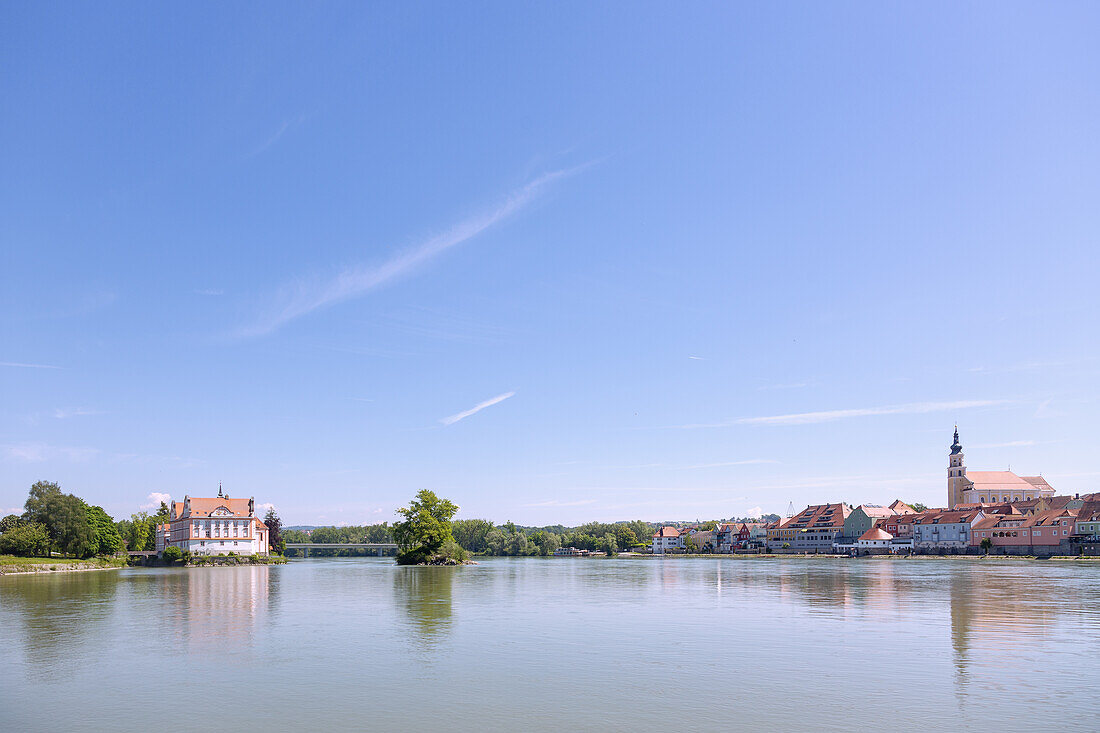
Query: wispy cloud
972,440,1038,449
347,397,374,403
140,492,172,510
1,443,100,463
53,407,102,419
745,506,763,518
238,166,586,337
251,115,306,156
195,288,224,296
758,381,809,391
1,361,62,369
441,391,516,426
687,356,705,360
524,499,598,507
672,399,1007,428
682,459,779,469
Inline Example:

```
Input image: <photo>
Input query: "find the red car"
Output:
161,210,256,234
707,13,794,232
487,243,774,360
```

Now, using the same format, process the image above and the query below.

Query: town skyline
3,3,1099,526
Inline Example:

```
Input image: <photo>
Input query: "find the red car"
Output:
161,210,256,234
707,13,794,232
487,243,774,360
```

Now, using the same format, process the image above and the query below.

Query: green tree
153,500,171,524
163,545,183,563
980,537,993,553
603,532,618,556
23,480,63,546
47,493,95,558
909,502,929,513
128,512,152,552
86,505,123,556
614,525,638,549
393,490,460,565
0,514,21,534
452,518,494,553
531,530,561,556
0,522,50,556
263,507,284,554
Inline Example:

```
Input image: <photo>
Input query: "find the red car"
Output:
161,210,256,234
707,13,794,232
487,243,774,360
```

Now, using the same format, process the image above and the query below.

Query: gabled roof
911,510,984,525
1021,476,1054,491
888,500,916,514
654,526,681,538
180,496,253,519
859,527,893,542
1076,502,1100,523
856,505,896,519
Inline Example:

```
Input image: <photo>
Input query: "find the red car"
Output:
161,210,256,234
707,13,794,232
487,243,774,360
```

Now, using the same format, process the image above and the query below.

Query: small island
392,490,471,565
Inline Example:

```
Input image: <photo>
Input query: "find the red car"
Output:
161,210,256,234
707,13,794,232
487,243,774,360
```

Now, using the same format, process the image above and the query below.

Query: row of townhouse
851,499,1100,556
762,495,1100,556
651,522,768,553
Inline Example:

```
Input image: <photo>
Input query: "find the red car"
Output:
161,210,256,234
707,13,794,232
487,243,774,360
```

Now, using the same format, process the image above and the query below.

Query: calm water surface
2,557,1099,731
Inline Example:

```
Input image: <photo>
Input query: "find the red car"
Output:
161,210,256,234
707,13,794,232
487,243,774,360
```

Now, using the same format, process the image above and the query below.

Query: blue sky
3,2,1099,526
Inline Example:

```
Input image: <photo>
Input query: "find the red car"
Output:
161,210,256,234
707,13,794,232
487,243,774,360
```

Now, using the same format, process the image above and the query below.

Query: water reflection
0,570,121,680
160,566,274,653
393,566,455,644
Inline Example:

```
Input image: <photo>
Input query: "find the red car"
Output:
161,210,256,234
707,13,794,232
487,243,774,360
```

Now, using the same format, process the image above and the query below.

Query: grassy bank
0,555,128,575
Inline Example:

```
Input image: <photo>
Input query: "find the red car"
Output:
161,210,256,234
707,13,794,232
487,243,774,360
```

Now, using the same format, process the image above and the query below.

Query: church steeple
947,426,968,508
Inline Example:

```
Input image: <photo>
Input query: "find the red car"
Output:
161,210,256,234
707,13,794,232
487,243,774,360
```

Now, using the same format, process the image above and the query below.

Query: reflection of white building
166,487,269,556
947,428,1056,508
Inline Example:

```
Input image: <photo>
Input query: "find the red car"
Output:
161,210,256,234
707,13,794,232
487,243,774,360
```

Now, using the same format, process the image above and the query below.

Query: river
2,556,1098,731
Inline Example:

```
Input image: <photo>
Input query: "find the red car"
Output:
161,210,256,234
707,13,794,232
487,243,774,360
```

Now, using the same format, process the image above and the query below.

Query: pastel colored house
1075,502,1100,539
841,504,898,544
911,510,984,552
768,503,852,553
652,526,684,554
857,527,895,554
972,508,1078,553
165,488,270,556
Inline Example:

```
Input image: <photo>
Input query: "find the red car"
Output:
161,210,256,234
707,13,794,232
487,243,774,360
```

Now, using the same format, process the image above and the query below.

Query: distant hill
285,525,319,531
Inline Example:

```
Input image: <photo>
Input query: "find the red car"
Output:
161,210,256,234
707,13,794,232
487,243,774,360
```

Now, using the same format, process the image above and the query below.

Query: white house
165,488,270,556
857,527,895,554
652,526,684,554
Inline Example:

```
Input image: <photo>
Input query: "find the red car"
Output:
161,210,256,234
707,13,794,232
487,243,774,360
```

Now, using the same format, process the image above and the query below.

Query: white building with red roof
165,486,270,556
652,526,684,554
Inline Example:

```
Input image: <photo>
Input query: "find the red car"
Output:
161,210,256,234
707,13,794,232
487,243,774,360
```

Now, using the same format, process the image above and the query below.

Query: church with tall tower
946,427,1055,508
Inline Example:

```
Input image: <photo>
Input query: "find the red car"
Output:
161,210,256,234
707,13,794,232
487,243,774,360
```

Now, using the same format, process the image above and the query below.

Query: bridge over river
284,543,397,557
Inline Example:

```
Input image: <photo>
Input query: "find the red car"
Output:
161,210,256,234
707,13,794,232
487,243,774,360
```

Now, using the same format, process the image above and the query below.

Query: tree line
1,481,126,559
280,516,661,557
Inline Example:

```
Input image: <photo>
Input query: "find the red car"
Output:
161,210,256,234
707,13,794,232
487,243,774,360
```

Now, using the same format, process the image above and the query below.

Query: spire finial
218,481,223,498
950,425,962,455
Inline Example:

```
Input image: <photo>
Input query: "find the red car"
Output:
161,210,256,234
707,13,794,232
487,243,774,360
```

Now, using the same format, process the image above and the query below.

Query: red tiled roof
182,497,252,518
859,527,893,542
654,526,680,538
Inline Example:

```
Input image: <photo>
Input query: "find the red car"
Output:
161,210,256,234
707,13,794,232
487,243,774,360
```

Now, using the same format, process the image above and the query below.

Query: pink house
971,508,1077,551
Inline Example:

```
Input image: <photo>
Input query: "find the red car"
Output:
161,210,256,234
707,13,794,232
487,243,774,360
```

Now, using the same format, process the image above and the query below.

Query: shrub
162,546,183,563
0,522,50,557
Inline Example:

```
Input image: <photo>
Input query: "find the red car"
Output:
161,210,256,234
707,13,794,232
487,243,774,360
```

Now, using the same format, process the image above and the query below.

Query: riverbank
616,552,1100,562
0,555,129,575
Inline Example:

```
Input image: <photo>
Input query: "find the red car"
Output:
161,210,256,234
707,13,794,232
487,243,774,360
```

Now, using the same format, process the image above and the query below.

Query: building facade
948,428,1056,508
652,526,684,554
768,503,852,553
165,488,270,556
911,510,984,552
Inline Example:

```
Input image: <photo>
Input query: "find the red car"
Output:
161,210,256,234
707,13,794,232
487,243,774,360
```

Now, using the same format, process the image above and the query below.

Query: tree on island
393,490,466,565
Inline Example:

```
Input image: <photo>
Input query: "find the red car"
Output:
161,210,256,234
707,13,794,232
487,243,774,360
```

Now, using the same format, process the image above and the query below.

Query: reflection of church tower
947,426,968,509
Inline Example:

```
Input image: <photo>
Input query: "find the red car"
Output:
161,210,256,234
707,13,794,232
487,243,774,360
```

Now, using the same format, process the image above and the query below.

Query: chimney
249,497,255,516
184,495,190,516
